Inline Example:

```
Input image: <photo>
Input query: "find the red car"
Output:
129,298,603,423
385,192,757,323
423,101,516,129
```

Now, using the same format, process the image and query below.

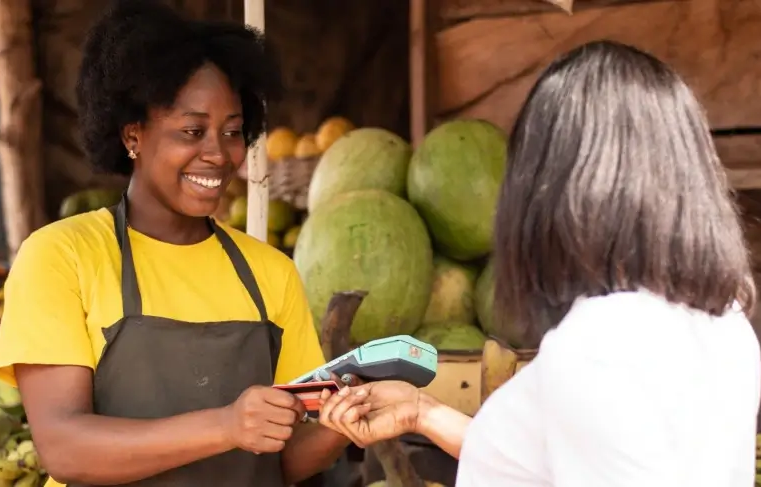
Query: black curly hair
76,0,282,176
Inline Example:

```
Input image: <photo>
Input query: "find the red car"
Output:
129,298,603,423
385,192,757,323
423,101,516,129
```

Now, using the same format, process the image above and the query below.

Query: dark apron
67,195,285,487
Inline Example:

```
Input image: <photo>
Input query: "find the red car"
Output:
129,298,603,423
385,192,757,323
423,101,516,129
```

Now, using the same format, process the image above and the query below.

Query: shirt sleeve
0,227,95,387
272,262,325,384
535,331,679,487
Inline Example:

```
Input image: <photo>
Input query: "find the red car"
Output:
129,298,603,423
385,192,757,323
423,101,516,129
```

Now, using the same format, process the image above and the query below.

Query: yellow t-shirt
0,207,324,388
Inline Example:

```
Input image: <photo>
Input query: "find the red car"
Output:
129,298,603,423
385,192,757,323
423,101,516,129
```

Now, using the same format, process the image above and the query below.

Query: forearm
38,407,233,485
281,421,351,484
415,393,471,459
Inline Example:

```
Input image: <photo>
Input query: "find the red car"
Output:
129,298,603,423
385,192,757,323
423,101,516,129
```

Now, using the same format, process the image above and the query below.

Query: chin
177,197,221,218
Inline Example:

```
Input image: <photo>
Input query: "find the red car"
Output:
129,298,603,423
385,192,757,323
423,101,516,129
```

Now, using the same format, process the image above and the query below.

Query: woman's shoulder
543,290,757,365
17,208,116,261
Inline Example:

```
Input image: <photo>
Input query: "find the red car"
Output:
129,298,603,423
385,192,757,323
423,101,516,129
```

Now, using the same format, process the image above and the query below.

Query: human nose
200,133,226,165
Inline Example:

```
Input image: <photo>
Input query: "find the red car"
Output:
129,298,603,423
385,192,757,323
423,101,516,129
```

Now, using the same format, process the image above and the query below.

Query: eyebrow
181,111,242,120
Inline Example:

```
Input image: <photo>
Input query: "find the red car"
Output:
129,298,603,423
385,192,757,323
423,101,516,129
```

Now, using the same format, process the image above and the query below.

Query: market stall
1,0,761,486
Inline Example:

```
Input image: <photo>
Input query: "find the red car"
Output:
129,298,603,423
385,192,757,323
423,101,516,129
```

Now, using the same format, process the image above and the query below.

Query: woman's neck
125,183,213,245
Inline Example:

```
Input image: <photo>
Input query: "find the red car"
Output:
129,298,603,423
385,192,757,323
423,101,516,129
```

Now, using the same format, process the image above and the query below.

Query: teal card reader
288,335,438,388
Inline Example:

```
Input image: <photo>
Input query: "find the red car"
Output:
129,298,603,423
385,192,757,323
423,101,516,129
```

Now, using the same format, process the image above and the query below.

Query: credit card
272,380,340,411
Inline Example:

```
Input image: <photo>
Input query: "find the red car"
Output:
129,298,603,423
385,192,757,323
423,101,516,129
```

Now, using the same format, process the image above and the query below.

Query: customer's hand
318,380,420,447
224,385,306,454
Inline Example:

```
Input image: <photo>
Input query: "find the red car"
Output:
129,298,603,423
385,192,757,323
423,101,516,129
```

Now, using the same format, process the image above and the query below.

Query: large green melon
294,189,433,344
475,258,496,337
413,321,486,352
421,255,478,326
307,128,412,213
475,258,523,348
407,119,507,261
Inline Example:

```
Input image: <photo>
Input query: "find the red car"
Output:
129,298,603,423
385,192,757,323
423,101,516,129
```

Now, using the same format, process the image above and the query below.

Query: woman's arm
18,364,233,485
18,364,303,485
317,381,471,459
415,393,471,459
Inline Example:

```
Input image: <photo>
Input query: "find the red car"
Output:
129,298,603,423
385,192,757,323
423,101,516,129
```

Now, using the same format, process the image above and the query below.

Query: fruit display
58,188,123,220
292,117,512,351
221,189,305,256
422,256,478,327
0,384,44,487
294,189,434,344
413,321,487,352
408,120,507,261
307,128,411,213
266,115,355,163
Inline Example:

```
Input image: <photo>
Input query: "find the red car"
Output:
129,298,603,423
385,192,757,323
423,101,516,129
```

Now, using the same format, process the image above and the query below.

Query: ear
120,123,142,155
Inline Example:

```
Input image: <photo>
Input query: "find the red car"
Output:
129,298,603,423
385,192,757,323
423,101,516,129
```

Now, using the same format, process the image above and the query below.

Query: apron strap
108,194,143,317
210,220,269,322
108,194,270,322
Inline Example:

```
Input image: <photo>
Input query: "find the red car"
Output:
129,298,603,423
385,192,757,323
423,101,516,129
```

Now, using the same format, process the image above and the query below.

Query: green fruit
475,258,523,348
267,231,281,248
422,255,478,326
268,200,296,233
59,188,122,219
282,225,301,249
308,128,412,213
294,190,433,344
0,384,22,420
227,196,247,230
407,119,507,261
414,321,486,352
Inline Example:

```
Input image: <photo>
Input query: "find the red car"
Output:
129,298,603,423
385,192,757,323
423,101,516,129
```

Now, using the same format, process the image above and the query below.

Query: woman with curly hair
318,41,761,486
0,1,353,486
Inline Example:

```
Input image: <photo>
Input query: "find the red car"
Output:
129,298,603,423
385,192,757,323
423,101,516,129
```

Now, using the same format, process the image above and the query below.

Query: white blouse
456,290,760,487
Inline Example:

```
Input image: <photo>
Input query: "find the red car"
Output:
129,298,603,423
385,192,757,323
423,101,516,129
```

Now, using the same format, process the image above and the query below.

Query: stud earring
128,149,137,160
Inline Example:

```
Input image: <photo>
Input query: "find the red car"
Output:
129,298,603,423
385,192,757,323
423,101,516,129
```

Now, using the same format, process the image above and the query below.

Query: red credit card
273,381,341,411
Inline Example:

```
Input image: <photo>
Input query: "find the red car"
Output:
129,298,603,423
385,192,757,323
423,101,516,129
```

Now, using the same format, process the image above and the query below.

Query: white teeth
183,174,222,189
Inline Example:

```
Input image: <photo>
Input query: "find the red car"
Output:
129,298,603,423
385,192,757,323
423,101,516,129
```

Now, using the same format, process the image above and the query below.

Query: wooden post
244,0,268,241
409,0,436,148
0,0,46,262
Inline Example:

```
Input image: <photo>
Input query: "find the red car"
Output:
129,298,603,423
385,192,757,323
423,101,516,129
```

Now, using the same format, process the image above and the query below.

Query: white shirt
456,290,761,487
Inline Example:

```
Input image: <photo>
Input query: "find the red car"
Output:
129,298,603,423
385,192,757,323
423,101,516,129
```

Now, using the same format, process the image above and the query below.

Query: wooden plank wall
411,0,761,187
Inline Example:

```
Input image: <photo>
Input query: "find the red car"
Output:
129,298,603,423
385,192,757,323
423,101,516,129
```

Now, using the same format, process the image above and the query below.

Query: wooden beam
244,0,268,241
0,0,46,261
719,135,761,190
434,0,761,133
409,0,437,148
438,0,676,18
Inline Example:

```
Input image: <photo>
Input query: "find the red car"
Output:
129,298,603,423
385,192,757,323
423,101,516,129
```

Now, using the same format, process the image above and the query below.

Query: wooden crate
408,0,761,188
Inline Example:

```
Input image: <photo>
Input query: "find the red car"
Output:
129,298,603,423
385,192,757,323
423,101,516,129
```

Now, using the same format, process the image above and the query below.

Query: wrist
213,405,237,452
414,391,441,437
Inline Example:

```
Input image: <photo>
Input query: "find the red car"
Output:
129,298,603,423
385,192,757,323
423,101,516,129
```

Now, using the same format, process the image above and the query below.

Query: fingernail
355,389,367,396
341,374,352,385
318,369,331,381
338,387,350,396
301,412,309,422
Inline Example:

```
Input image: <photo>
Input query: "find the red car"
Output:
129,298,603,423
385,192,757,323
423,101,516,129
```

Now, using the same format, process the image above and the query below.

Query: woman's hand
224,385,306,454
317,380,420,447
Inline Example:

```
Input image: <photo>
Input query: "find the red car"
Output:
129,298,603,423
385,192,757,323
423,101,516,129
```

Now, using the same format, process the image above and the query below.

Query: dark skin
15,63,351,486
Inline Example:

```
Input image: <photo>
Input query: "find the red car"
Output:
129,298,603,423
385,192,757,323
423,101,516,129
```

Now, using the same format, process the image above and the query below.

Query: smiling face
123,63,247,217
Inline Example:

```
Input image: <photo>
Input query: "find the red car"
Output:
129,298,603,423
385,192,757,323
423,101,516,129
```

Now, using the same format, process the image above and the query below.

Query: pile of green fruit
223,190,304,257
292,120,510,350
0,384,44,487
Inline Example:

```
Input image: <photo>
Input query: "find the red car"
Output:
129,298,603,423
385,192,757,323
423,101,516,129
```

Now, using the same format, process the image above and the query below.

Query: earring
128,149,137,160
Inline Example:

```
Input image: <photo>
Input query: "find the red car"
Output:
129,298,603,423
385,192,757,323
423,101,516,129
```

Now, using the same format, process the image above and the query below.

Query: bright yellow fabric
0,207,324,387
1,209,326,487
